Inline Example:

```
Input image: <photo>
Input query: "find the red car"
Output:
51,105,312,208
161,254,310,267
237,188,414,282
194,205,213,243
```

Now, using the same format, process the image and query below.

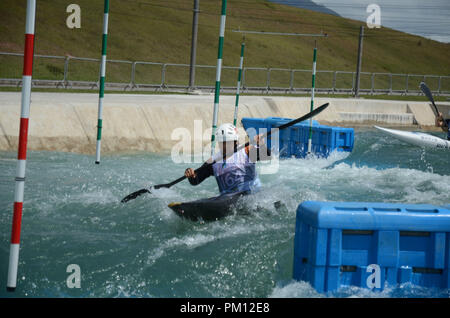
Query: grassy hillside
0,0,449,89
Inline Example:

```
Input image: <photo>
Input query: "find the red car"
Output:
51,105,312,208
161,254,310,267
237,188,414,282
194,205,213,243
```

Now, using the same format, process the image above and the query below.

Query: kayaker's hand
185,168,196,179
436,112,445,127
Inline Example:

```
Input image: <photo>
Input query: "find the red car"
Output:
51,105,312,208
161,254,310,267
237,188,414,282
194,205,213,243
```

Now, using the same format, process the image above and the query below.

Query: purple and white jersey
212,148,261,195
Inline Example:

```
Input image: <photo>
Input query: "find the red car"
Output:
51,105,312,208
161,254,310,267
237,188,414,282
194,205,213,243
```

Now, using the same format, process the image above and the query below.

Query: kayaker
436,112,450,140
184,123,271,195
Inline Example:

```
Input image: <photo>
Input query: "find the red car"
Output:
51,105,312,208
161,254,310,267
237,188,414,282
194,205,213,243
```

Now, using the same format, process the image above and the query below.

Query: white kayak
374,126,450,150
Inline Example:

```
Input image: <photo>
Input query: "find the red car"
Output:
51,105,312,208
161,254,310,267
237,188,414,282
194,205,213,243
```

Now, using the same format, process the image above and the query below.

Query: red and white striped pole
7,0,36,292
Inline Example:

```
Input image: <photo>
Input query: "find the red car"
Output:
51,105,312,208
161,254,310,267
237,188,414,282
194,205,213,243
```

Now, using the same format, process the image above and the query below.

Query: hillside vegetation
0,0,449,89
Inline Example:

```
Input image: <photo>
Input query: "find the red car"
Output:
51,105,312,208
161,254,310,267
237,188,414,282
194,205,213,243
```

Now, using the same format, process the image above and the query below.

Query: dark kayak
168,191,249,222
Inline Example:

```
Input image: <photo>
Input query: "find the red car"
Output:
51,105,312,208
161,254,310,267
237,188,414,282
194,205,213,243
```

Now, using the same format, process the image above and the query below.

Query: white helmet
216,123,238,142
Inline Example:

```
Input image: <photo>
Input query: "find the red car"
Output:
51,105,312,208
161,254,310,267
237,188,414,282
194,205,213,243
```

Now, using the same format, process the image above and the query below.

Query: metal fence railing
1,52,449,95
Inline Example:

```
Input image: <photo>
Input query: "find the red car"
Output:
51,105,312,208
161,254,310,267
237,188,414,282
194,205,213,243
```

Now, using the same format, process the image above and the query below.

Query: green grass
1,0,449,90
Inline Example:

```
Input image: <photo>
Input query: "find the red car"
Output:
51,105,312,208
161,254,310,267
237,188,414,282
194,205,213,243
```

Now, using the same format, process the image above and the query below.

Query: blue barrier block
293,201,450,293
241,117,353,158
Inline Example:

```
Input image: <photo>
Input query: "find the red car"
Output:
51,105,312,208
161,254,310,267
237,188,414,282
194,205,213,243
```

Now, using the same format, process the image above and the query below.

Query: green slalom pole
307,43,317,154
233,40,245,126
210,0,227,156
95,0,109,164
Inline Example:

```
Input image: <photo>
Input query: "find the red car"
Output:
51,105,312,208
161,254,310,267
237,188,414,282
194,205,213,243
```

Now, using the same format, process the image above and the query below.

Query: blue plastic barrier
293,201,450,293
241,117,354,158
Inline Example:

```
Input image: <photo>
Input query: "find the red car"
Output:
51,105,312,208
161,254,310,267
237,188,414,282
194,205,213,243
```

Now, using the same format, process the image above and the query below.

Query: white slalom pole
233,40,245,126
7,0,36,292
95,0,109,164
307,43,317,154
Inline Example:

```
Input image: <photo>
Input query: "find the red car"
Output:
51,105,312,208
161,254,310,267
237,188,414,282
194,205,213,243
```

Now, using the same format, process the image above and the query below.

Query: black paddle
420,81,448,128
121,102,330,203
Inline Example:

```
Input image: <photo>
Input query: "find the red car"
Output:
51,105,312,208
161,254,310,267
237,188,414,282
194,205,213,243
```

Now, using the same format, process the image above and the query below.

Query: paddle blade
120,188,151,203
420,82,435,105
121,181,175,203
420,82,439,115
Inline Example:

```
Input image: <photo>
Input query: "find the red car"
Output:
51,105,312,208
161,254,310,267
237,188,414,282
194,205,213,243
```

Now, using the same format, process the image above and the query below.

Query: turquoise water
0,129,449,298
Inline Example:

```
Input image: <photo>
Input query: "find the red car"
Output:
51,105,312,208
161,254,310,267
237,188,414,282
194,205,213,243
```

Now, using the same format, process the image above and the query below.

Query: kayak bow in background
374,126,450,150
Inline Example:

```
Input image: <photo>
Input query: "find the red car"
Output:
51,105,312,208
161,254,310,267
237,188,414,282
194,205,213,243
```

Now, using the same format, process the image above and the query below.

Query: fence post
389,73,392,94
371,73,375,94
352,72,356,93
405,74,409,93
63,56,70,87
161,64,167,88
290,69,295,92
266,68,271,92
131,62,136,89
332,71,336,93
438,76,442,94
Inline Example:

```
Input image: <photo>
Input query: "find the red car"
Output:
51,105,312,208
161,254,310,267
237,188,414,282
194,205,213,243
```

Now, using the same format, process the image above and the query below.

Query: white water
0,129,449,297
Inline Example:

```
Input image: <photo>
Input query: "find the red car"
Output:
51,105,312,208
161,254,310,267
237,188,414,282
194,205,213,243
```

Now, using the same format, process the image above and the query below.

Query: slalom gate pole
233,39,245,126
210,0,227,156
7,0,36,292
95,0,109,164
307,42,317,154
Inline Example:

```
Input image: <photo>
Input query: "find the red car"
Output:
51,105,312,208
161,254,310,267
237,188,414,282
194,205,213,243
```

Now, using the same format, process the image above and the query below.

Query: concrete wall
0,92,447,154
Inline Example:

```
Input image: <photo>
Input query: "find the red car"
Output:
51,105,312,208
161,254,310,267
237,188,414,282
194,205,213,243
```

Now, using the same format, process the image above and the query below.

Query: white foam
145,222,283,265
269,280,324,298
270,159,450,205
269,280,449,298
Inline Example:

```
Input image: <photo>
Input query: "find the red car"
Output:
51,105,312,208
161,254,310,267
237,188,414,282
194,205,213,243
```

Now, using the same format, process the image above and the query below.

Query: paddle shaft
121,102,329,202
